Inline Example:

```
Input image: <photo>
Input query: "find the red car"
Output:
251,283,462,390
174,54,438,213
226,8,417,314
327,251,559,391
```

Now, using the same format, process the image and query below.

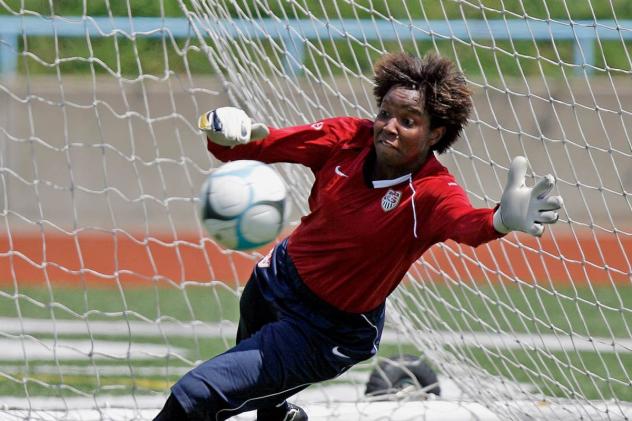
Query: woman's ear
429,126,446,147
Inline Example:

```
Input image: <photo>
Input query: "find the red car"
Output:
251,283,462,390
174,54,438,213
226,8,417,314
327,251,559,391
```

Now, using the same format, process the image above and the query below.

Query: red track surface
0,231,629,288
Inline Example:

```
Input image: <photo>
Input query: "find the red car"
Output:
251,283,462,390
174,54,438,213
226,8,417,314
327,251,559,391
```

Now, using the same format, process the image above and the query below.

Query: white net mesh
0,0,631,419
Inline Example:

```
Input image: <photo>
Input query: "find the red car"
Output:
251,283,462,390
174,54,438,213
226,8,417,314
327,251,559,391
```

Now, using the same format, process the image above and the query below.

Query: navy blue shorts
171,239,385,421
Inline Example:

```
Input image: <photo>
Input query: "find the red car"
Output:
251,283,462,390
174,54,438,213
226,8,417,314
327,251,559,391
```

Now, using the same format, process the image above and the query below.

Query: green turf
0,368,182,398
0,284,630,402
398,281,632,338
0,284,241,323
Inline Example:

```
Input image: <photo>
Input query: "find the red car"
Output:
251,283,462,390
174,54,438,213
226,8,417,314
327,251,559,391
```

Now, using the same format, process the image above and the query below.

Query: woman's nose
383,117,397,133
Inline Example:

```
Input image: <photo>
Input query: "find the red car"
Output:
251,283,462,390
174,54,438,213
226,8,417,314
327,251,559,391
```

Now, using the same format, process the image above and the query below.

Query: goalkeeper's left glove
198,107,269,147
493,156,564,237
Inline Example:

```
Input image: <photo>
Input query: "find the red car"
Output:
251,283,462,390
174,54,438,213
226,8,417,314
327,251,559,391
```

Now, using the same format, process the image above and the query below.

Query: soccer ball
199,160,289,250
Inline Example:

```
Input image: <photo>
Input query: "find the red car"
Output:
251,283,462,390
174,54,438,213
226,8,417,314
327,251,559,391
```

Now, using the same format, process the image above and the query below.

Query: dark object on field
365,354,441,397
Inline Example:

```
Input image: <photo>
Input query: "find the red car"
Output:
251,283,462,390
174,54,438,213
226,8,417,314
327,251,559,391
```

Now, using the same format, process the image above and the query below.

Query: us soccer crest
381,189,402,212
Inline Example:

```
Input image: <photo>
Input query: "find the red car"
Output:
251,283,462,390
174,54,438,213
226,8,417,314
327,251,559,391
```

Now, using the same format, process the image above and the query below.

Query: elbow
451,236,491,248
455,236,484,248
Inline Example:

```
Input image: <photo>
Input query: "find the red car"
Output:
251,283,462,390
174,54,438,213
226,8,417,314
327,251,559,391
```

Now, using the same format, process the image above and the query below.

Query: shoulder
307,116,373,150
318,116,371,134
337,117,373,149
412,156,465,199
413,155,455,183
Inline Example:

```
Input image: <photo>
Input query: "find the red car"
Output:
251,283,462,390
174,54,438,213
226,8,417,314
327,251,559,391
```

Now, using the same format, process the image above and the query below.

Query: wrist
493,207,511,234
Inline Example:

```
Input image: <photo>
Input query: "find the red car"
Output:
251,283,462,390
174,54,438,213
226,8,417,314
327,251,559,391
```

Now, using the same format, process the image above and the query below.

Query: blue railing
1,15,631,76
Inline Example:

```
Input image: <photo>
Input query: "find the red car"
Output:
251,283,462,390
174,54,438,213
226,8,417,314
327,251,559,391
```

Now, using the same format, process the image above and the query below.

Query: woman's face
373,85,445,179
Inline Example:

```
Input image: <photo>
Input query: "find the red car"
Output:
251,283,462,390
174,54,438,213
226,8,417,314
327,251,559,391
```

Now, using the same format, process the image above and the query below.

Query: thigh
236,274,278,343
171,318,348,421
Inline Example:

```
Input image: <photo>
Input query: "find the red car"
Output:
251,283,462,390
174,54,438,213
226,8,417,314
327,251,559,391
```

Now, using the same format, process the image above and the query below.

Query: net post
574,36,595,75
281,34,304,77
0,33,18,77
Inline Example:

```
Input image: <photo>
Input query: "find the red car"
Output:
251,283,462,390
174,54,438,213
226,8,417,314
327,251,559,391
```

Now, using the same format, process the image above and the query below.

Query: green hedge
3,0,632,20
2,0,631,77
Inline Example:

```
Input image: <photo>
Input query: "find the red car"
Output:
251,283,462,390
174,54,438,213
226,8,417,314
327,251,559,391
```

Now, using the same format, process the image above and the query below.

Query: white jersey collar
371,173,412,189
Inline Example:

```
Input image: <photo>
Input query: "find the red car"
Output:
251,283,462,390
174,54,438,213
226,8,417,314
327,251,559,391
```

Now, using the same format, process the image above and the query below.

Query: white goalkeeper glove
198,106,269,147
493,156,564,237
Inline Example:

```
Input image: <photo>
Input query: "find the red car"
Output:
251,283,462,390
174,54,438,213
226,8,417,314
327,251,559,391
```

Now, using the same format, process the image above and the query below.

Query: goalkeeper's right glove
198,107,269,147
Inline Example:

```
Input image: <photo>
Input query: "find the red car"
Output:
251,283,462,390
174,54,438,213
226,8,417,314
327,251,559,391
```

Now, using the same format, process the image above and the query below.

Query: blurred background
0,1,630,418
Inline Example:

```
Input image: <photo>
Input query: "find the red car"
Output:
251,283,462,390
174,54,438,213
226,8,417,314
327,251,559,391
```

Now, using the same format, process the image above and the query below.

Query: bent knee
171,371,227,421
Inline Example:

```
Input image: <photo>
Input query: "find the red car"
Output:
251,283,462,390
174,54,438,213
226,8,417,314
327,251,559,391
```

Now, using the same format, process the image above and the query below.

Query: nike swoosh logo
332,346,351,359
335,166,348,177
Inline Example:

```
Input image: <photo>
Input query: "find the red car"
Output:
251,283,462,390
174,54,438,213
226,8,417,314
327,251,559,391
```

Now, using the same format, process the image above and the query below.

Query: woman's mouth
377,137,397,148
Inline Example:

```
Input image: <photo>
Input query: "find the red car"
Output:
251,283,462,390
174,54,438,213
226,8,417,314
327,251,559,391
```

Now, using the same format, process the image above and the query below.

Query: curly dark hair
373,52,472,154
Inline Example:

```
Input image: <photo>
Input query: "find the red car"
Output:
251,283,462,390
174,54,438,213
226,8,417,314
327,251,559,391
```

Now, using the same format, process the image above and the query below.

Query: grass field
0,282,630,405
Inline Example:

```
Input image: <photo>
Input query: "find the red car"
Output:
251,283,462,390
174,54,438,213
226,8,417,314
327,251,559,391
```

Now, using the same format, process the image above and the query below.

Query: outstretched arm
198,107,358,171
493,156,564,237
432,156,563,247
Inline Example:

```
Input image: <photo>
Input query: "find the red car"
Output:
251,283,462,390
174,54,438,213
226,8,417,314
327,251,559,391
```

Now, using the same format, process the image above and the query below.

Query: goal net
0,0,630,420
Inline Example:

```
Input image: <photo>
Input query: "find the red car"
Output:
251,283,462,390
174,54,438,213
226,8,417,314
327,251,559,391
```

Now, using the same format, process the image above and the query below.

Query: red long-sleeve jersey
207,117,503,313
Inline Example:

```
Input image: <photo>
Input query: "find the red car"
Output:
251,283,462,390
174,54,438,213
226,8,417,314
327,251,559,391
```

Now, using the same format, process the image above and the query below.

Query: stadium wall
1,76,630,287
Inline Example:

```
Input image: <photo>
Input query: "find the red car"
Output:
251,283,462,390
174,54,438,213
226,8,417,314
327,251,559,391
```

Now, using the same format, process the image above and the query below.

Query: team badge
381,189,402,212
311,121,324,130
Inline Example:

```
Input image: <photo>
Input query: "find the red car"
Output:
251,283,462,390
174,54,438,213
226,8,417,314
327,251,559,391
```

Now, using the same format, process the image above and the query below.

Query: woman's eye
378,110,389,119
402,118,414,127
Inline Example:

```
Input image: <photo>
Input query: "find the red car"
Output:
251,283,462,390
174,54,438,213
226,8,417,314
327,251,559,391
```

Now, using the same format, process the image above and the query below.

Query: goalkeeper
155,52,563,421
